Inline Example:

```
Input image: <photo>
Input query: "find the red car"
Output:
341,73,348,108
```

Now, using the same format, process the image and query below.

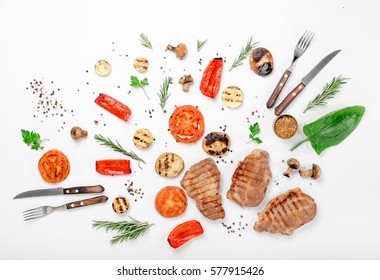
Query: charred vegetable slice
155,152,184,178
200,58,223,98
249,47,274,76
96,159,131,175
202,132,230,156
167,220,204,249
94,93,131,121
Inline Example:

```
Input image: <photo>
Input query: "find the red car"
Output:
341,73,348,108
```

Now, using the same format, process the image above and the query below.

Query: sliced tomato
167,220,204,249
169,105,205,143
95,159,131,175
38,149,70,183
155,186,187,218
95,93,132,121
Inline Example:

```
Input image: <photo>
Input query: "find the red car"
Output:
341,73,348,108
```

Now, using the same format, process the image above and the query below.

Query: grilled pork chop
227,149,271,207
254,188,317,236
180,158,225,220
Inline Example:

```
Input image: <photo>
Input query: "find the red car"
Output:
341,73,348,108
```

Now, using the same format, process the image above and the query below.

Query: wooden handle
63,185,104,195
267,69,292,108
274,83,306,116
66,195,108,209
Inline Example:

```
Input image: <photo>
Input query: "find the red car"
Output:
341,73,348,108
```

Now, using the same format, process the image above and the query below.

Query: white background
0,0,379,262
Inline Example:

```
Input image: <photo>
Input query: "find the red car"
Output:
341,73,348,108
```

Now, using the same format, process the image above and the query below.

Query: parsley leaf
130,76,149,100
21,129,47,151
248,123,263,144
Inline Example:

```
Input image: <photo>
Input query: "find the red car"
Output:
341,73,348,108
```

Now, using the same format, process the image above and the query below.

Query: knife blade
13,185,104,199
274,49,341,116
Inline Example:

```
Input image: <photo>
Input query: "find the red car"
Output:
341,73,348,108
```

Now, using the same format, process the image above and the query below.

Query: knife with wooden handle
13,185,105,199
267,69,292,108
274,49,341,116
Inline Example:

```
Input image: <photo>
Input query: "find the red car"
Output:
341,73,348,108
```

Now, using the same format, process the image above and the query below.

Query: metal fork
266,30,314,108
23,195,108,221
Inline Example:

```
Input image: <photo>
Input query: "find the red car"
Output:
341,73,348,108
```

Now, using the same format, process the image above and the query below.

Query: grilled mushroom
167,43,187,59
179,74,193,92
283,158,300,177
299,164,321,180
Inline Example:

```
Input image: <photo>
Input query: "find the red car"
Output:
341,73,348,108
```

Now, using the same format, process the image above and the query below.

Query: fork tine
23,206,43,214
304,32,314,50
24,214,44,221
299,30,311,49
23,209,44,218
296,30,308,47
300,31,314,50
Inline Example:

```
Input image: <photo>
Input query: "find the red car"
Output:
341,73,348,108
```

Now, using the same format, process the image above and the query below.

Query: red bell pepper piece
167,220,204,249
95,159,131,175
95,93,132,121
199,57,223,98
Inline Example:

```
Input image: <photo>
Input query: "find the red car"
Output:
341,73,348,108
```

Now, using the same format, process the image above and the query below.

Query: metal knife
274,49,341,116
13,185,104,199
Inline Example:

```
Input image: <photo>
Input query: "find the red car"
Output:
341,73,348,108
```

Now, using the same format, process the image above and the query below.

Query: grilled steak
227,149,271,207
254,188,317,236
180,158,225,220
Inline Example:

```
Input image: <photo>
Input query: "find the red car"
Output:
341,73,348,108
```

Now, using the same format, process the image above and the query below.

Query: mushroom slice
202,132,230,156
155,152,184,178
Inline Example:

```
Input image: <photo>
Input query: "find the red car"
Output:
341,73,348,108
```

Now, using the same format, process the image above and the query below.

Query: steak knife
13,185,104,199
274,49,341,116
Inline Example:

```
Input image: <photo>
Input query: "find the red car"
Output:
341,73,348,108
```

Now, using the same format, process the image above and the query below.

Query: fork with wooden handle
23,195,108,221
266,30,314,108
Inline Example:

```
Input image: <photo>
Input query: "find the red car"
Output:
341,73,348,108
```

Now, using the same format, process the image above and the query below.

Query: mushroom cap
287,158,300,169
179,74,193,84
175,43,187,59
311,164,321,179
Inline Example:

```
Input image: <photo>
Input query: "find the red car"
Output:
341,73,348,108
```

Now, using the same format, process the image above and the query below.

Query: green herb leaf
291,106,365,154
157,76,173,109
197,39,207,52
139,33,153,49
21,129,47,151
248,122,263,144
229,36,259,71
92,217,154,245
130,76,150,100
304,75,348,113
94,134,146,168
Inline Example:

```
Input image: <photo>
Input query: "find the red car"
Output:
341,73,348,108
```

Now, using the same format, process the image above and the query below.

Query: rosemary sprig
303,75,348,113
157,76,173,109
94,134,146,168
139,33,153,49
229,36,259,71
197,39,207,52
92,217,154,244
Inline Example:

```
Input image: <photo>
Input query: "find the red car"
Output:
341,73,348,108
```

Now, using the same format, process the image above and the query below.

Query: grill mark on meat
254,188,316,236
180,158,225,220
227,149,271,207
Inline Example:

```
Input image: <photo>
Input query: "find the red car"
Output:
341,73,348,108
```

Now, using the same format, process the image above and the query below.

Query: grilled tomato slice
169,105,205,143
38,149,70,183
155,186,187,218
